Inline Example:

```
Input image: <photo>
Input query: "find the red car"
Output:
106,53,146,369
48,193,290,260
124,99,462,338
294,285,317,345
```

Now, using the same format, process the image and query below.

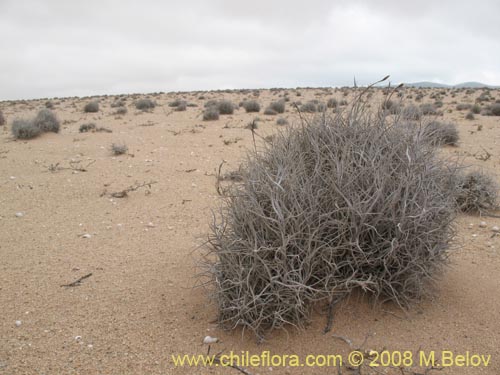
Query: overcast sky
1,0,499,100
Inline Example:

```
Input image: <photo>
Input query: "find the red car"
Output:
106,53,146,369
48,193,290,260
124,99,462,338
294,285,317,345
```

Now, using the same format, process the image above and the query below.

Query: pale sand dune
0,88,499,374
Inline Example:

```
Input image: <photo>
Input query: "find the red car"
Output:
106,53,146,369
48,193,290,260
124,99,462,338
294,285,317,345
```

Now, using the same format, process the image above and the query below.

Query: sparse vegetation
84,101,99,113
0,110,5,126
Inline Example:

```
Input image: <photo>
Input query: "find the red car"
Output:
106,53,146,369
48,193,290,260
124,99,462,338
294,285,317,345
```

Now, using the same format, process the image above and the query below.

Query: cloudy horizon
1,0,499,101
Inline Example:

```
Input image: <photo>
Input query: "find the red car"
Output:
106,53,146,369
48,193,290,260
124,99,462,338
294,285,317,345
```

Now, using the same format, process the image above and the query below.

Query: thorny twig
104,181,158,198
61,273,92,287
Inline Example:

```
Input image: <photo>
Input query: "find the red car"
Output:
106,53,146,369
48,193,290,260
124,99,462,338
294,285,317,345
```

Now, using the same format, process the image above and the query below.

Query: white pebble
15,212,24,218
147,222,155,228
87,344,93,349
82,234,92,239
492,226,500,233
472,234,478,238
15,320,22,327
479,221,487,228
75,336,82,341
203,336,218,344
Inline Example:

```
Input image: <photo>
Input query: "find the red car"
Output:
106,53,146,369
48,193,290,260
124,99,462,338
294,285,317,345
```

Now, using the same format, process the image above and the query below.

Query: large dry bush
201,102,459,339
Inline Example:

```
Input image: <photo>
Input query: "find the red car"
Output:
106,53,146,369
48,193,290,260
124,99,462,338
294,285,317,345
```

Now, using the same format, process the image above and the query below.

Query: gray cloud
1,0,499,100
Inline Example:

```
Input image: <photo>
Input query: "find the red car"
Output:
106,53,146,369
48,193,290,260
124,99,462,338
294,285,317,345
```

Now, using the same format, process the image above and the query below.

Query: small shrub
490,103,500,116
115,106,127,115
135,99,156,111
11,119,41,139
0,110,5,126
456,103,471,111
465,112,474,120
111,143,128,155
33,109,60,133
45,101,54,109
268,100,285,114
300,101,317,113
471,104,481,114
218,100,234,115
111,100,126,108
327,98,338,108
242,100,260,113
169,99,185,107
84,101,99,113
203,107,220,121
79,123,96,133
276,117,288,126
420,103,437,115
401,104,422,120
264,107,277,115
455,170,498,213
204,99,219,108
424,121,459,146
176,101,187,111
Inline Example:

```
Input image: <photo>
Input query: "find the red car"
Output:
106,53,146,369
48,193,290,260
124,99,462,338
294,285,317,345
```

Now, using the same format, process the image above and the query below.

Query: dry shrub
84,101,99,113
242,100,261,113
11,119,41,139
111,143,128,155
135,98,156,111
33,109,60,133
203,107,220,121
423,121,459,146
201,105,458,339
0,110,5,126
455,170,498,213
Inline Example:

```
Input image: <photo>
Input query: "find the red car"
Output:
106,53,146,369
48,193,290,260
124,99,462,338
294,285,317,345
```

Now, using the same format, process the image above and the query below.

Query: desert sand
1,87,499,374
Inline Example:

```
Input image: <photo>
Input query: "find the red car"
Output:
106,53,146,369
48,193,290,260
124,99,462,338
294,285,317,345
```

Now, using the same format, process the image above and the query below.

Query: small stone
15,212,24,218
15,320,22,327
479,221,487,228
75,336,82,341
82,234,92,239
468,223,474,229
203,336,218,344
147,222,155,228
87,344,93,349
492,226,500,233
472,234,478,238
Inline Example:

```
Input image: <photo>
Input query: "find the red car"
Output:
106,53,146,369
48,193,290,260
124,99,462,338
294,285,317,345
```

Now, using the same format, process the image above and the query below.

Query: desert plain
1,86,500,374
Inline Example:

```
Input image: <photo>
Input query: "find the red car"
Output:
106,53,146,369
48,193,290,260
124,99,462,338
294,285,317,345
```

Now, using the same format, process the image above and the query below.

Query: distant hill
405,81,500,89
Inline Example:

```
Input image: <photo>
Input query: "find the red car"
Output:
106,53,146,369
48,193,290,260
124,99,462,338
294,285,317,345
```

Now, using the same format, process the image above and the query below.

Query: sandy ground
1,87,500,375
